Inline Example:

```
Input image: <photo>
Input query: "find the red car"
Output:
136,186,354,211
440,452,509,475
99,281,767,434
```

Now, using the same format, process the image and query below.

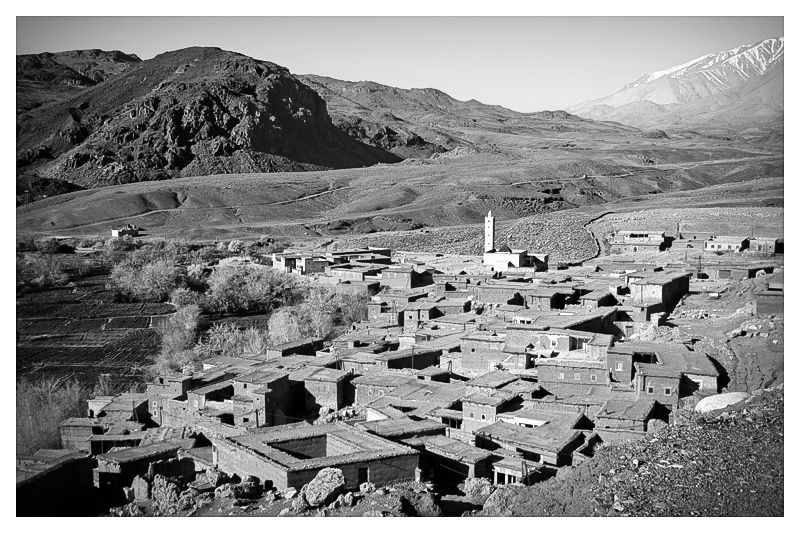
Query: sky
16,16,783,112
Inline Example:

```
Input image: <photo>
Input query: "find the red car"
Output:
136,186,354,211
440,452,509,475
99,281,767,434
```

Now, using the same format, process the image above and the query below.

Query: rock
301,467,346,508
284,487,298,499
401,490,443,517
215,483,237,499
234,481,261,499
263,491,277,504
463,477,495,504
359,481,376,494
695,392,750,413
131,474,151,501
177,488,198,511
292,492,310,513
110,502,145,517
204,467,230,487
278,507,292,517
342,492,355,507
362,510,386,517
122,486,135,503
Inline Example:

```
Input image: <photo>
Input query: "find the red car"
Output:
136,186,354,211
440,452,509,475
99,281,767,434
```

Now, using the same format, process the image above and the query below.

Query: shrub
110,257,180,302
17,377,88,455
18,255,70,287
156,305,201,372
104,234,139,252
197,323,270,358
170,287,203,307
34,237,61,254
206,264,299,314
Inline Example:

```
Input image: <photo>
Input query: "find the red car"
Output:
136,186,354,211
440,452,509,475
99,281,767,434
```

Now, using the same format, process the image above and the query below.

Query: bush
197,323,270,359
169,287,203,308
17,255,70,287
17,377,88,455
104,234,139,252
110,257,180,302
156,305,201,372
34,237,61,254
206,264,299,314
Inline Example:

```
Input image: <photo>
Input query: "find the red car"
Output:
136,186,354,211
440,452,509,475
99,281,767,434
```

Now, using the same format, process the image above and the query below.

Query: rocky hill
16,47,400,194
568,37,784,132
16,49,142,114
299,74,640,158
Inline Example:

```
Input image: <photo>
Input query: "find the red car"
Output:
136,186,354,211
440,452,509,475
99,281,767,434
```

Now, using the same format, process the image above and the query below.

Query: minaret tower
485,211,495,252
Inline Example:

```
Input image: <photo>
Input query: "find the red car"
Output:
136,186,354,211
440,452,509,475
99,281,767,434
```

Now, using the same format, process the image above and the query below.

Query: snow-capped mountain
568,37,784,131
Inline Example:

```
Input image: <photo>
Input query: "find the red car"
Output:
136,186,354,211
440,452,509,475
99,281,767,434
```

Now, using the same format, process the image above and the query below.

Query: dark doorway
357,467,369,485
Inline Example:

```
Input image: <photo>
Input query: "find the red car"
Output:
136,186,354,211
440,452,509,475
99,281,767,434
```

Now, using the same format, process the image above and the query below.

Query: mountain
299,74,638,158
16,49,142,114
16,47,399,193
568,37,784,131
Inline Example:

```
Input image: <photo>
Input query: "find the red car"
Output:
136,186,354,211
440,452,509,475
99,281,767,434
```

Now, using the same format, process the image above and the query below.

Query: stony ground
478,386,784,517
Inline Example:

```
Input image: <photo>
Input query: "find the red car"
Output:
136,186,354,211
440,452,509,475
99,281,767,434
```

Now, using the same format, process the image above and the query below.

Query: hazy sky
17,16,783,112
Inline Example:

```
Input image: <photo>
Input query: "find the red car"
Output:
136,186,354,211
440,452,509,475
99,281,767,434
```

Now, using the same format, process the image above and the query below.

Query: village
17,211,784,517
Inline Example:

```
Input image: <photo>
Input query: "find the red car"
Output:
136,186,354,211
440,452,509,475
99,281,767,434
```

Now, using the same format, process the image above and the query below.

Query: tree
17,377,87,455
206,264,298,314
268,308,304,344
110,257,180,302
155,304,201,372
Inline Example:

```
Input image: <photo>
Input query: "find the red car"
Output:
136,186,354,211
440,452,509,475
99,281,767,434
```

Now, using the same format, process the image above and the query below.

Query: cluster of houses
18,213,783,514
608,228,782,255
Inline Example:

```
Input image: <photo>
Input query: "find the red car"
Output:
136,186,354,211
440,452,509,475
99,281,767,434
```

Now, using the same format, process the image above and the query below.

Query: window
664,387,672,396
481,414,486,420
591,374,597,382
470,412,475,419
378,390,385,397
647,385,655,395
471,348,476,353
558,372,565,380
615,361,623,371
368,389,373,396
574,373,581,381
551,338,558,348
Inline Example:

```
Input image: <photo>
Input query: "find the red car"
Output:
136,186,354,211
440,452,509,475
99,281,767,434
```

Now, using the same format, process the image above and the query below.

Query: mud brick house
331,328,390,351
465,370,520,394
303,368,349,411
272,252,329,276
433,273,495,298
357,417,447,442
326,247,392,264
608,230,666,253
595,399,668,441
353,373,416,404
474,419,588,469
607,342,719,409
536,349,610,397
404,434,493,485
704,236,749,253
231,370,292,426
212,422,419,490
579,289,619,309
460,331,509,372
264,337,323,359
325,263,384,282
749,236,781,255
374,347,441,371
482,213,549,272
626,271,691,310
525,285,579,310
755,271,784,315
88,393,150,423
60,417,145,453
96,442,181,502
380,265,423,289
145,375,193,406
461,390,520,433
17,449,95,516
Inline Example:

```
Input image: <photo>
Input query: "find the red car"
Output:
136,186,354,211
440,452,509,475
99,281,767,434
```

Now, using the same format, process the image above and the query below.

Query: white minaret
484,211,495,252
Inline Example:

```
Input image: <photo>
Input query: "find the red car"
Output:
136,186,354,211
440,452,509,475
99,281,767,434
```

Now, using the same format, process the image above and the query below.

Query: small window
481,414,486,420
470,412,475,419
590,374,597,382
558,372,565,380
615,361,623,371
664,387,672,396
551,338,558,348
574,373,581,381
471,348,476,353
378,390,385,397
368,389,373,396
647,385,655,395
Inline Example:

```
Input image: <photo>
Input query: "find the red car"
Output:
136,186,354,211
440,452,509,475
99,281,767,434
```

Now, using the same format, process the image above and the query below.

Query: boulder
176,488,198,511
301,467,346,507
131,475,151,502
342,492,355,507
359,481,376,494
292,492,310,513
463,477,495,504
695,392,750,413
110,502,145,517
204,468,231,487
122,486,135,503
278,507,292,517
284,487,298,499
400,490,442,517
234,481,261,499
214,483,237,499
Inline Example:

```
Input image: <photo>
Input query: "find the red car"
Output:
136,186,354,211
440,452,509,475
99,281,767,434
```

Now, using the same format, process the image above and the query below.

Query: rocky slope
480,386,784,517
300,74,640,157
16,49,141,114
17,47,399,192
569,37,784,132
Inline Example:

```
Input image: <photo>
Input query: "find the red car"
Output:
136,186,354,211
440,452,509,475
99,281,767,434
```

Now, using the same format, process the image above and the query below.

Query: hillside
568,37,784,132
479,386,783,517
16,47,399,194
300,74,640,158
16,49,141,114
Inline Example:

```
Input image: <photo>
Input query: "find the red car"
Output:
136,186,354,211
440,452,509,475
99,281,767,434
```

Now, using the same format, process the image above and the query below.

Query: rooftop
466,370,518,389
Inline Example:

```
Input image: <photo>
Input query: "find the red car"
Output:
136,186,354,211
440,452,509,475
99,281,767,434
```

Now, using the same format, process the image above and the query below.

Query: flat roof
466,370,518,389
597,399,657,421
97,442,180,465
474,420,582,454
